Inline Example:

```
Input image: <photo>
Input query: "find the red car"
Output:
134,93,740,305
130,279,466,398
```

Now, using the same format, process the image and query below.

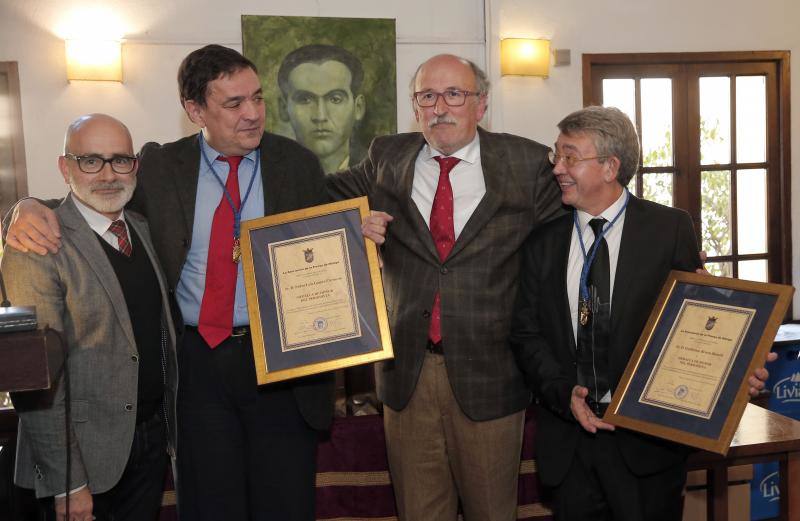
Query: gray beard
69,178,136,216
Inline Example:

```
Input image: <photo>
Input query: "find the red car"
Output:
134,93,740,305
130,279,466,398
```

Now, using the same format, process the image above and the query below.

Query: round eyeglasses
413,89,481,107
548,150,607,168
64,153,138,174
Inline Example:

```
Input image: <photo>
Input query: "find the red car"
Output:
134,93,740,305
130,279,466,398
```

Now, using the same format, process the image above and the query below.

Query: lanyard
197,132,260,241
574,189,630,305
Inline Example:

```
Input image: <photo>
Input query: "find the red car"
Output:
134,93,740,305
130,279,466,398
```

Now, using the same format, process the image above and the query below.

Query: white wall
2,0,798,312
0,0,484,199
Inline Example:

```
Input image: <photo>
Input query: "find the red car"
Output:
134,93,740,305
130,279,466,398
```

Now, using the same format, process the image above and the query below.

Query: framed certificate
603,271,793,454
240,197,393,384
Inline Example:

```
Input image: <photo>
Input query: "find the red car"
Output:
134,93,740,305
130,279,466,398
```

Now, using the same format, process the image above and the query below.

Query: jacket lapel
554,217,577,349
259,134,288,216
58,196,137,350
128,215,177,348
397,135,441,263
610,195,644,333
171,135,201,243
448,128,505,260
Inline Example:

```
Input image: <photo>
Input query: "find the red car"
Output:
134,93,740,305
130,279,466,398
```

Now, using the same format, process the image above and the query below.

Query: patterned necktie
108,219,132,256
427,155,460,344
576,217,611,410
198,155,243,348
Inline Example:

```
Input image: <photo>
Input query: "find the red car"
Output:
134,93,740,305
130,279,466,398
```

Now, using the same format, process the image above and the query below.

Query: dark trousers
176,328,319,521
551,430,686,521
42,412,168,521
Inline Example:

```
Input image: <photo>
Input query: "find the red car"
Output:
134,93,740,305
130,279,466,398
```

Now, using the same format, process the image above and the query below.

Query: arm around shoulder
3,197,63,255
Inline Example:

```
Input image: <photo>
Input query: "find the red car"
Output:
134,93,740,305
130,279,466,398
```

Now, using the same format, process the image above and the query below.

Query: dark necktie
108,219,132,257
198,155,243,348
427,155,460,344
576,217,611,410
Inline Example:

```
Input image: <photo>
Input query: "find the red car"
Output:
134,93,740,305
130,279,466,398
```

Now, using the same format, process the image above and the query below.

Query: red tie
108,220,132,256
428,156,460,344
198,155,243,348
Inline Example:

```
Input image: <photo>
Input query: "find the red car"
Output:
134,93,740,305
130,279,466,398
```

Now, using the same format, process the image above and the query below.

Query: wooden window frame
582,51,791,285
0,61,28,221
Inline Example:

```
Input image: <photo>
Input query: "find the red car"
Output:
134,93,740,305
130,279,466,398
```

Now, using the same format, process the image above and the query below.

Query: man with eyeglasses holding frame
509,106,774,521
326,54,563,521
2,113,177,521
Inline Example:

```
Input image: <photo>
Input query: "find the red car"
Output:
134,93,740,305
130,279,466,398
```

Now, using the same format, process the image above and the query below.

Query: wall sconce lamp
500,38,550,78
65,39,122,82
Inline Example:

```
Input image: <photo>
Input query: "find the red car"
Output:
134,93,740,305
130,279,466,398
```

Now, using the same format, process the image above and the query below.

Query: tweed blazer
4,195,178,498
327,127,563,421
133,132,334,430
510,195,702,486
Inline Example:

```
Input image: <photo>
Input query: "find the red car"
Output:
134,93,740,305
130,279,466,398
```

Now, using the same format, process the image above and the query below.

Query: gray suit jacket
327,128,564,421
3,195,178,497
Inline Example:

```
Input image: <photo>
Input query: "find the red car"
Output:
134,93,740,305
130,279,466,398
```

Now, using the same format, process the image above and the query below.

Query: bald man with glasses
3,113,177,521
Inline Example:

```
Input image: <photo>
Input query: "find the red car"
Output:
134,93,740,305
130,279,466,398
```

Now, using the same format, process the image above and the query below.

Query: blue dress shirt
176,134,265,327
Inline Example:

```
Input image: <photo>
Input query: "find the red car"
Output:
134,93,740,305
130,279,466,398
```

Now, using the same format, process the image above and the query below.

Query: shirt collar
576,189,628,232
423,132,481,166
199,131,259,171
70,193,126,236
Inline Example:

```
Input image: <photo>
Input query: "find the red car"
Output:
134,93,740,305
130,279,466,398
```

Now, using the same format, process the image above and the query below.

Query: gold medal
232,238,242,263
579,299,590,326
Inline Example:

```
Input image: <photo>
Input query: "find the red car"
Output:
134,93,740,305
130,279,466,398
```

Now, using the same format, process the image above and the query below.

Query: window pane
700,77,731,165
641,79,673,167
736,76,767,163
701,170,731,256
738,259,767,282
641,172,673,206
0,392,11,409
602,79,636,124
705,261,732,277
737,169,767,255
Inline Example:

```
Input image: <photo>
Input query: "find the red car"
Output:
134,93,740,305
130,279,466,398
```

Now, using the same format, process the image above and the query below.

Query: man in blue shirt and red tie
5,45,343,521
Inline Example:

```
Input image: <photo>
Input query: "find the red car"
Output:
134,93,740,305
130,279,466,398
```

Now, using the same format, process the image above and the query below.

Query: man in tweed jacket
327,54,563,521
3,114,177,521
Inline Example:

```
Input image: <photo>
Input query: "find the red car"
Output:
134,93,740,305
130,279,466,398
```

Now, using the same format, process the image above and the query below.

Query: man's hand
361,211,393,245
748,350,778,397
54,487,93,521
6,199,62,255
570,385,615,434
696,250,711,276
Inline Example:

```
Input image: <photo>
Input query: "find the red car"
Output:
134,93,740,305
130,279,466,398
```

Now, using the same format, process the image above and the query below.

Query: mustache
90,181,128,192
428,115,457,127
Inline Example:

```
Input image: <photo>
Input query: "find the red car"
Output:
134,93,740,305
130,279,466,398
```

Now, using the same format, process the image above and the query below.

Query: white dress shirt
411,133,485,239
566,189,629,343
71,195,129,252
566,189,628,403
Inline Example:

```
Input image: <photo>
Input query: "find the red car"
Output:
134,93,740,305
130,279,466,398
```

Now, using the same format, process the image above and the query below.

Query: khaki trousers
384,352,525,521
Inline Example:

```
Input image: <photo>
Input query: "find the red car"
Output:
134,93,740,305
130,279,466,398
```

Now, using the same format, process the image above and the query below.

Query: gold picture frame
603,271,793,455
240,196,393,384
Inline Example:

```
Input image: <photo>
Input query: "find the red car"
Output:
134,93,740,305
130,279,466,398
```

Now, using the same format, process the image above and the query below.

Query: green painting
242,16,397,174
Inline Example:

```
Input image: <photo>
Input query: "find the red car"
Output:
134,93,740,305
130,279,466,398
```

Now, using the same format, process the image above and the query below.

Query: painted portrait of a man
277,44,366,173
242,16,396,173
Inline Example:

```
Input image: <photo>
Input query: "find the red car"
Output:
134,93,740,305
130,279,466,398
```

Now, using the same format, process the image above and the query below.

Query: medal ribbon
198,132,260,245
574,189,630,306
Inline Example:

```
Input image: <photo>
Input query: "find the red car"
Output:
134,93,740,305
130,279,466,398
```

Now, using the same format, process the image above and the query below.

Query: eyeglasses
64,153,138,174
548,150,607,167
413,89,481,107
